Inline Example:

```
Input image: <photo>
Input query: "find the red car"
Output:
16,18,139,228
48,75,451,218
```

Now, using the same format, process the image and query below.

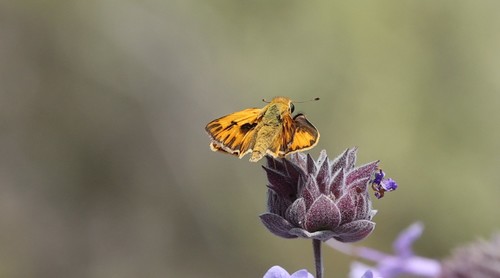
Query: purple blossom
263,266,314,278
259,148,380,242
328,222,442,278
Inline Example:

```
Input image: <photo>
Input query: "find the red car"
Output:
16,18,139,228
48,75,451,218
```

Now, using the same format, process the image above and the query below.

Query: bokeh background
1,1,499,277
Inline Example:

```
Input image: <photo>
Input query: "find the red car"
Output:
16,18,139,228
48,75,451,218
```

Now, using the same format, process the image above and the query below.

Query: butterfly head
262,96,295,117
263,96,319,117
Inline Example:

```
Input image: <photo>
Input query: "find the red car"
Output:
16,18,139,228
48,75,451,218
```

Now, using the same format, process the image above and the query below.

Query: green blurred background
1,1,499,277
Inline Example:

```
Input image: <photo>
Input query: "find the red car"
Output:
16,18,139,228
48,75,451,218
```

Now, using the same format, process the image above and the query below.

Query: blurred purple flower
328,222,442,278
263,266,314,278
360,270,374,278
259,148,380,242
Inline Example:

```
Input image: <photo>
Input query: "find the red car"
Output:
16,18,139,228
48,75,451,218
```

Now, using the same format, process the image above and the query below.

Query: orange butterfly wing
205,108,262,158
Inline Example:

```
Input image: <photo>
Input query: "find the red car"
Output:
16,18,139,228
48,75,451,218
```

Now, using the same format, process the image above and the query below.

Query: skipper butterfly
205,96,320,162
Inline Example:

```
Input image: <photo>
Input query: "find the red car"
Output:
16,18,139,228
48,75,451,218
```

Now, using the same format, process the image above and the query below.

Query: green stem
313,239,323,278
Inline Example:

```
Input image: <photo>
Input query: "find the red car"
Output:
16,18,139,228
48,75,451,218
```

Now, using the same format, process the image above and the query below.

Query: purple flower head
371,169,398,199
440,233,500,278
263,266,314,278
328,222,442,278
259,148,379,242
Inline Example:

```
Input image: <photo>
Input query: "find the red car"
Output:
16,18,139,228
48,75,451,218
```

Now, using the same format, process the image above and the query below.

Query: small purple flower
259,148,379,242
263,266,314,278
328,222,442,278
371,169,398,199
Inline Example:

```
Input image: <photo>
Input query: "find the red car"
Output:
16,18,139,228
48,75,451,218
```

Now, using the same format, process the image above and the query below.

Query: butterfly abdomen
250,125,281,161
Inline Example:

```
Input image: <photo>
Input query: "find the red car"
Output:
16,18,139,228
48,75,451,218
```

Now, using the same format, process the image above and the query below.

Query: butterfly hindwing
205,108,262,157
273,113,319,156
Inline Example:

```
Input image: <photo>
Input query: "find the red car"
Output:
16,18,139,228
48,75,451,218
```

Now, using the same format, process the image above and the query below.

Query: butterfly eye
290,103,295,113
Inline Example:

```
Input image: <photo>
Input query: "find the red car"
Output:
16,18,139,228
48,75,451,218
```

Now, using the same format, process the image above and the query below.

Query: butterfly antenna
293,97,320,103
262,98,271,103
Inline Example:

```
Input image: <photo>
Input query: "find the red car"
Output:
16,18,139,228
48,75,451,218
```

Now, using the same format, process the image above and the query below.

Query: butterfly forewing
205,108,261,156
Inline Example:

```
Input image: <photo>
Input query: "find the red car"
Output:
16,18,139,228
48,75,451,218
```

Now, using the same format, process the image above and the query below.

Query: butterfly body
250,100,288,161
206,96,319,162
